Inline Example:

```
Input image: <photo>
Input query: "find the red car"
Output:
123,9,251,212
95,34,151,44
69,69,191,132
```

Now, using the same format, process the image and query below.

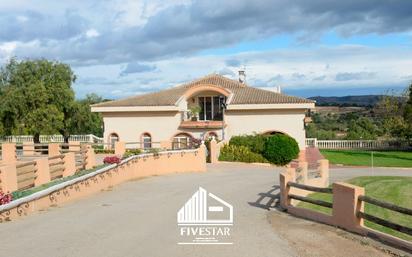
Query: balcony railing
179,111,225,129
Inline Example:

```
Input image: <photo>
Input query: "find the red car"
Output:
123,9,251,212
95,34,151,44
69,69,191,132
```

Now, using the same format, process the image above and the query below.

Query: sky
0,0,412,99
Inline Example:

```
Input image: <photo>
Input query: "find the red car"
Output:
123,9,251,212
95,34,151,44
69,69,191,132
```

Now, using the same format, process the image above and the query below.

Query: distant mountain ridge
308,95,385,107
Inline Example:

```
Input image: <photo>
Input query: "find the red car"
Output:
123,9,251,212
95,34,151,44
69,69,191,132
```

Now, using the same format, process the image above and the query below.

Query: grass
298,176,412,241
320,149,412,167
11,164,108,200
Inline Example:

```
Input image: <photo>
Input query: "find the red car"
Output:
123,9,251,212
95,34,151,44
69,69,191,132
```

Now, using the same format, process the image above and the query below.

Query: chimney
238,68,246,84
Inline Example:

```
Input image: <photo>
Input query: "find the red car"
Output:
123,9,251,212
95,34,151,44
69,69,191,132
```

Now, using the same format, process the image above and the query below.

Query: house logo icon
177,187,233,245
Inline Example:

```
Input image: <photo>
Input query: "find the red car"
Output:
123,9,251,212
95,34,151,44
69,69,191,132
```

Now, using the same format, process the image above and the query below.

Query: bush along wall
221,134,299,166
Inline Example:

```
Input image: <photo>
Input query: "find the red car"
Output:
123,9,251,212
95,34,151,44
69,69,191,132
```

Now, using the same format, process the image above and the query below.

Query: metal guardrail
357,195,412,236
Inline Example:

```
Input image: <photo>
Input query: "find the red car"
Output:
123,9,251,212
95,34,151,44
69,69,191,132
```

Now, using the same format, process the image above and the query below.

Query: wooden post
1,143,16,163
62,152,76,177
332,182,365,233
48,143,60,157
0,164,18,193
34,158,51,186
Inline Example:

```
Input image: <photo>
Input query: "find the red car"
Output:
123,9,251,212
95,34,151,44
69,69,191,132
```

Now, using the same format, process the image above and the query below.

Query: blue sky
0,0,411,99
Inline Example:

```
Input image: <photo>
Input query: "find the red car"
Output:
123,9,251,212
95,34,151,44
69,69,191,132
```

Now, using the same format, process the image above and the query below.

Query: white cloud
85,29,100,38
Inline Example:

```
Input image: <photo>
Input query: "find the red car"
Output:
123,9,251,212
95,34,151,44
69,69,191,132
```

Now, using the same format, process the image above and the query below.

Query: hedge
218,144,268,163
263,134,299,165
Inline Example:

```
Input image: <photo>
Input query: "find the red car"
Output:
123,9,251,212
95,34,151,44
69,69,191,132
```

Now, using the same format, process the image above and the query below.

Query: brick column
62,152,76,177
0,164,18,192
48,143,60,157
114,141,126,156
34,158,51,186
1,143,16,163
332,182,365,233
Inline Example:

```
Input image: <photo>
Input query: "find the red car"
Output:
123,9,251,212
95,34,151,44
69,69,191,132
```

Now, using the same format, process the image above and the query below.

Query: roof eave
226,103,315,110
91,105,179,113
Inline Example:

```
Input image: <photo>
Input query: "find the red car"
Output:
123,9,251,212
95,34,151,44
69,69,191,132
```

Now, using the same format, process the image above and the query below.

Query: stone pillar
209,139,217,163
0,164,18,192
198,143,207,172
332,182,365,233
34,158,51,186
23,142,35,156
62,152,76,177
297,161,308,184
279,172,292,209
114,141,126,156
69,141,81,153
48,143,60,157
1,143,17,163
318,159,329,187
298,149,306,162
82,144,96,170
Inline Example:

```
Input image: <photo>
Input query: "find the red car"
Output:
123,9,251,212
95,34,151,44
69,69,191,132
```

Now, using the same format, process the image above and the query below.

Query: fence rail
357,195,412,236
305,138,411,150
287,181,333,208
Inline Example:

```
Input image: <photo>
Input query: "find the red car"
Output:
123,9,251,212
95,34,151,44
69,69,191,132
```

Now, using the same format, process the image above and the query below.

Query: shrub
103,156,121,164
123,149,142,158
229,134,267,154
0,190,12,205
95,149,115,154
263,134,299,166
218,144,268,163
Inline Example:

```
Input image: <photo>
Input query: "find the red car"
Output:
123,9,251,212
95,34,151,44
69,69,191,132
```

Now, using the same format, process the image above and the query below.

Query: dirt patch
268,211,410,257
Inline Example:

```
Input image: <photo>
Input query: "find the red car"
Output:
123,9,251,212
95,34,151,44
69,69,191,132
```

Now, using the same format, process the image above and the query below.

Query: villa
91,73,314,149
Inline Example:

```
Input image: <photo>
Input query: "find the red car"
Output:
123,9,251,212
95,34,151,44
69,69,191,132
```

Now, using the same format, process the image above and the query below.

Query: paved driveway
0,163,411,257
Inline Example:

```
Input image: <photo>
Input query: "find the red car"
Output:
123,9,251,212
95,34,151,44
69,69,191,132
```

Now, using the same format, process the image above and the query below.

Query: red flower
103,156,121,164
0,190,12,205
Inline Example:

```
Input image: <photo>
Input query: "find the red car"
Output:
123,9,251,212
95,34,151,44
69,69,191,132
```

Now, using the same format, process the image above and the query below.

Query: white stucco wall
225,109,307,149
101,108,307,149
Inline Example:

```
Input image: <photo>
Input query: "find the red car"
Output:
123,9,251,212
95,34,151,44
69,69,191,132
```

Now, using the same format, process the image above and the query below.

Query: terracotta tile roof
92,74,313,107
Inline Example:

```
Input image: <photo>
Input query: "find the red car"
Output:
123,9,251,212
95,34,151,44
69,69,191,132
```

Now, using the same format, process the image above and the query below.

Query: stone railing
279,162,412,251
0,146,206,222
305,138,411,150
0,134,104,143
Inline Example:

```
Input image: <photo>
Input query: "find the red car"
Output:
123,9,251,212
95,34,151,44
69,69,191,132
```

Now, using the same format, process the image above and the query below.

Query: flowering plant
103,156,121,164
0,190,12,205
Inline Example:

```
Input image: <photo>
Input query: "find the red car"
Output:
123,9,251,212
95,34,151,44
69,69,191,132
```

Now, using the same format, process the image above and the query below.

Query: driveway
0,163,411,257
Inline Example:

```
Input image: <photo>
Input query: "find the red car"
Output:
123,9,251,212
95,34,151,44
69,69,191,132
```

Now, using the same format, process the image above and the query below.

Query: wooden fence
280,167,412,251
305,138,411,150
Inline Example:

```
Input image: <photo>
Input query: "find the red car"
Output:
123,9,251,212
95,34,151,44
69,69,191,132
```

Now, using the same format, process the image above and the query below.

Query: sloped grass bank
298,176,412,241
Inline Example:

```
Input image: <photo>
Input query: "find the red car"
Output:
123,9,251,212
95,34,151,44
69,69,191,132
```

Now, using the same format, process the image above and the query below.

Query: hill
308,95,385,107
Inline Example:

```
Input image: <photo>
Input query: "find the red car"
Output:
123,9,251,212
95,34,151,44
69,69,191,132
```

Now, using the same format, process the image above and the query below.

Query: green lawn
320,150,412,167
298,176,412,241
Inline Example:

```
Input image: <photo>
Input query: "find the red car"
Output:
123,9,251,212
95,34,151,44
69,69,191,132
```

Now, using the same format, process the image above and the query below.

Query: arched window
173,133,193,149
206,132,218,140
109,133,119,149
142,133,152,149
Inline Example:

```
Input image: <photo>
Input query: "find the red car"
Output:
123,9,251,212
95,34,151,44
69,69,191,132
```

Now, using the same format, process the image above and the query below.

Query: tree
345,117,377,140
403,83,412,139
0,58,76,142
